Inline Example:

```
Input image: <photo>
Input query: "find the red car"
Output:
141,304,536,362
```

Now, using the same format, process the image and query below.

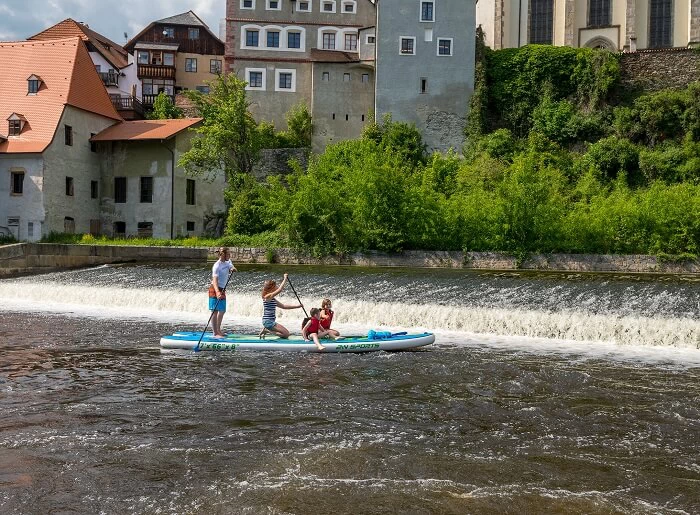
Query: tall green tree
178,74,260,185
147,92,184,120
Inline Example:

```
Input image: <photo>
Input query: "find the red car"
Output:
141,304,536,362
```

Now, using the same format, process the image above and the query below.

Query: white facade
88,51,142,99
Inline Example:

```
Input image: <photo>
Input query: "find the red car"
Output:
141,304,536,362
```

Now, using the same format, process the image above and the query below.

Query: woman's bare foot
213,334,225,339
259,328,268,339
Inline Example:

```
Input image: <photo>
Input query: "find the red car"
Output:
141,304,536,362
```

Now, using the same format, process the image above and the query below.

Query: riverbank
1,243,698,277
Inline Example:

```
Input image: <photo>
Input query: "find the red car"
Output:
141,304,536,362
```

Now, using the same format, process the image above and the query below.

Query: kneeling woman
260,273,303,338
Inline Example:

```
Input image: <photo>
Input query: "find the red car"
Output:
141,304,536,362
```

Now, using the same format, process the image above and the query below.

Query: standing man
209,247,237,338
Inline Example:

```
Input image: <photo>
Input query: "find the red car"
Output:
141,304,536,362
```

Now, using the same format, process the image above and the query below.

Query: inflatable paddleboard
160,330,435,353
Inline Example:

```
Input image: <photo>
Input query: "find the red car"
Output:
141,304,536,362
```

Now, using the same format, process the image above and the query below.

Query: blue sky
0,0,226,44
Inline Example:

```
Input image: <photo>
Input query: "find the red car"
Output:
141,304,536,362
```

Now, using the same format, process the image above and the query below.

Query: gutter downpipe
162,140,175,239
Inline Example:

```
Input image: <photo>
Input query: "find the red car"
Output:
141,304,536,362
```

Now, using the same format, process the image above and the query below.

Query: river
1,264,699,514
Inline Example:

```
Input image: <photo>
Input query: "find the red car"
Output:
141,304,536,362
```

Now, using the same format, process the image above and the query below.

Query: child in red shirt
302,307,327,351
320,298,340,338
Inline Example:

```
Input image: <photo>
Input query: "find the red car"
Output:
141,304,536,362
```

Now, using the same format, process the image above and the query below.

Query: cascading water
0,264,697,349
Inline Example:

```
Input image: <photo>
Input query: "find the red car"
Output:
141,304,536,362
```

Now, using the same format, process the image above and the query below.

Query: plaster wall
88,51,142,98
0,154,44,241
176,52,224,91
477,0,497,48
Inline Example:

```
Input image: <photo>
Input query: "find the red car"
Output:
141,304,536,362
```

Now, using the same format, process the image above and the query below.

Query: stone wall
251,148,310,181
620,48,700,92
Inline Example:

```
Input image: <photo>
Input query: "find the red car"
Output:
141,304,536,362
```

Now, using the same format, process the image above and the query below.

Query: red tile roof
91,118,202,141
29,19,129,69
0,38,122,154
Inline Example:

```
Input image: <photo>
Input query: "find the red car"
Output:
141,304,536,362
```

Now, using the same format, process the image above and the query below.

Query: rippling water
1,265,700,513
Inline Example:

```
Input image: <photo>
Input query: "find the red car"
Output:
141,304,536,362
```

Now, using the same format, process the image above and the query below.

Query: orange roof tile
0,37,122,154
91,118,202,141
29,19,129,69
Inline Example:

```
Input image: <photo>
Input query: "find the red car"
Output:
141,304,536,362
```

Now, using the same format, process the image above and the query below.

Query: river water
1,264,699,514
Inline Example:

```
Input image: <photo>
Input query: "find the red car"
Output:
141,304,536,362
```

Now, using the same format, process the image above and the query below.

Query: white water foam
0,281,698,352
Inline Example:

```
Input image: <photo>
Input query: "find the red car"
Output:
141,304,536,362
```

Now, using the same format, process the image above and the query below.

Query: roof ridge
0,36,83,47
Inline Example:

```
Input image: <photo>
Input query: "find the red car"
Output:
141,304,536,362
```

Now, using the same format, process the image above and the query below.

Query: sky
0,0,226,44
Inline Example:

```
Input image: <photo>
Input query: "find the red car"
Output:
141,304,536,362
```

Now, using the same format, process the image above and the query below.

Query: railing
142,94,175,107
137,64,176,79
110,95,144,116
99,71,119,86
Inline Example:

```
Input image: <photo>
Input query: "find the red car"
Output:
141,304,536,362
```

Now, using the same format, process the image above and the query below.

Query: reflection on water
1,310,700,514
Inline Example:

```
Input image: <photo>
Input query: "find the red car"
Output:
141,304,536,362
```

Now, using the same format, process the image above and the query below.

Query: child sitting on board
320,298,340,338
302,308,327,351
260,273,303,339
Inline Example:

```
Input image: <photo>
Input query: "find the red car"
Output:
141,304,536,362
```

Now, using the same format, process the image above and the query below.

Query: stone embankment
1,243,698,276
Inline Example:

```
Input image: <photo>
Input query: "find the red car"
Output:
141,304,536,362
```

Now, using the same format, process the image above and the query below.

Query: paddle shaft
196,266,234,349
286,276,309,318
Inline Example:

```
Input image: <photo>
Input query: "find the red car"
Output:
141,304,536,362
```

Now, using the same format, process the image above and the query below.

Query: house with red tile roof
0,37,122,241
29,19,144,120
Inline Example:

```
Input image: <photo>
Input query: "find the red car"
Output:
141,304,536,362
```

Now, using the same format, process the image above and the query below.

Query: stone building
124,11,226,110
477,0,700,51
225,0,475,152
28,19,144,120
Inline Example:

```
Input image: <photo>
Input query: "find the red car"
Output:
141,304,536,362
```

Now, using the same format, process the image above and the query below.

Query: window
196,85,210,94
322,71,330,81
164,53,175,66
421,1,434,22
367,35,376,44
588,0,612,26
246,30,259,47
186,179,196,205
275,69,296,92
425,28,433,41
438,38,453,56
90,133,97,152
163,27,175,38
185,58,197,72
95,65,101,72
279,72,293,89
420,77,428,93
113,221,126,236
529,0,554,44
64,217,75,234
11,171,24,195
65,177,74,196
267,0,281,9
28,79,40,94
140,176,153,203
188,28,200,39
28,222,34,239
345,33,358,51
649,0,673,48
210,59,222,74
322,32,336,49
114,177,127,203
361,73,369,83
342,1,357,13
137,222,153,237
187,221,195,232
8,120,21,136
322,1,336,12
343,73,351,82
241,0,254,8
150,51,163,65
248,70,263,88
297,1,310,11
288,32,301,49
64,125,73,146
138,51,149,64
400,37,416,55
91,180,98,199
267,31,280,48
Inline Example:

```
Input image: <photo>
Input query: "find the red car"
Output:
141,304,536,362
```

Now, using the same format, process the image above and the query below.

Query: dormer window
7,113,27,136
27,74,42,95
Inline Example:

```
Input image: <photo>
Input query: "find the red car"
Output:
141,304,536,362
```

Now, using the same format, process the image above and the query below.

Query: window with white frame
275,69,296,92
421,1,434,21
241,0,255,8
344,33,358,51
321,1,336,13
400,37,416,55
366,34,376,44
266,0,281,10
245,28,260,47
267,30,280,48
245,68,266,90
322,32,336,49
288,31,302,49
296,1,311,11
437,38,453,56
341,0,357,13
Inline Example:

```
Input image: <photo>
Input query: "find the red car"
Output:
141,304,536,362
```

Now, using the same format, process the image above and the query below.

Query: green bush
579,136,640,184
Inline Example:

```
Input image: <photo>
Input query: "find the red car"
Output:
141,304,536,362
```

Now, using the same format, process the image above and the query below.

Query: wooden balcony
110,95,144,120
137,64,176,79
142,93,175,107
99,71,120,87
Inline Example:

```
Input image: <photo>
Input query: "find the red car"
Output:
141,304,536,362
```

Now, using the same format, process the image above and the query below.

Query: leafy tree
362,114,427,168
147,92,184,120
283,103,313,147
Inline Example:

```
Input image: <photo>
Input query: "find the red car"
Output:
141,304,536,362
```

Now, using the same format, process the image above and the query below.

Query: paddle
286,276,309,318
196,267,235,351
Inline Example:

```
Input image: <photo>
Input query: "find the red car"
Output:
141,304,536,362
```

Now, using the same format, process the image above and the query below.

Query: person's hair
217,247,229,257
321,298,332,310
262,279,276,297
310,307,321,317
